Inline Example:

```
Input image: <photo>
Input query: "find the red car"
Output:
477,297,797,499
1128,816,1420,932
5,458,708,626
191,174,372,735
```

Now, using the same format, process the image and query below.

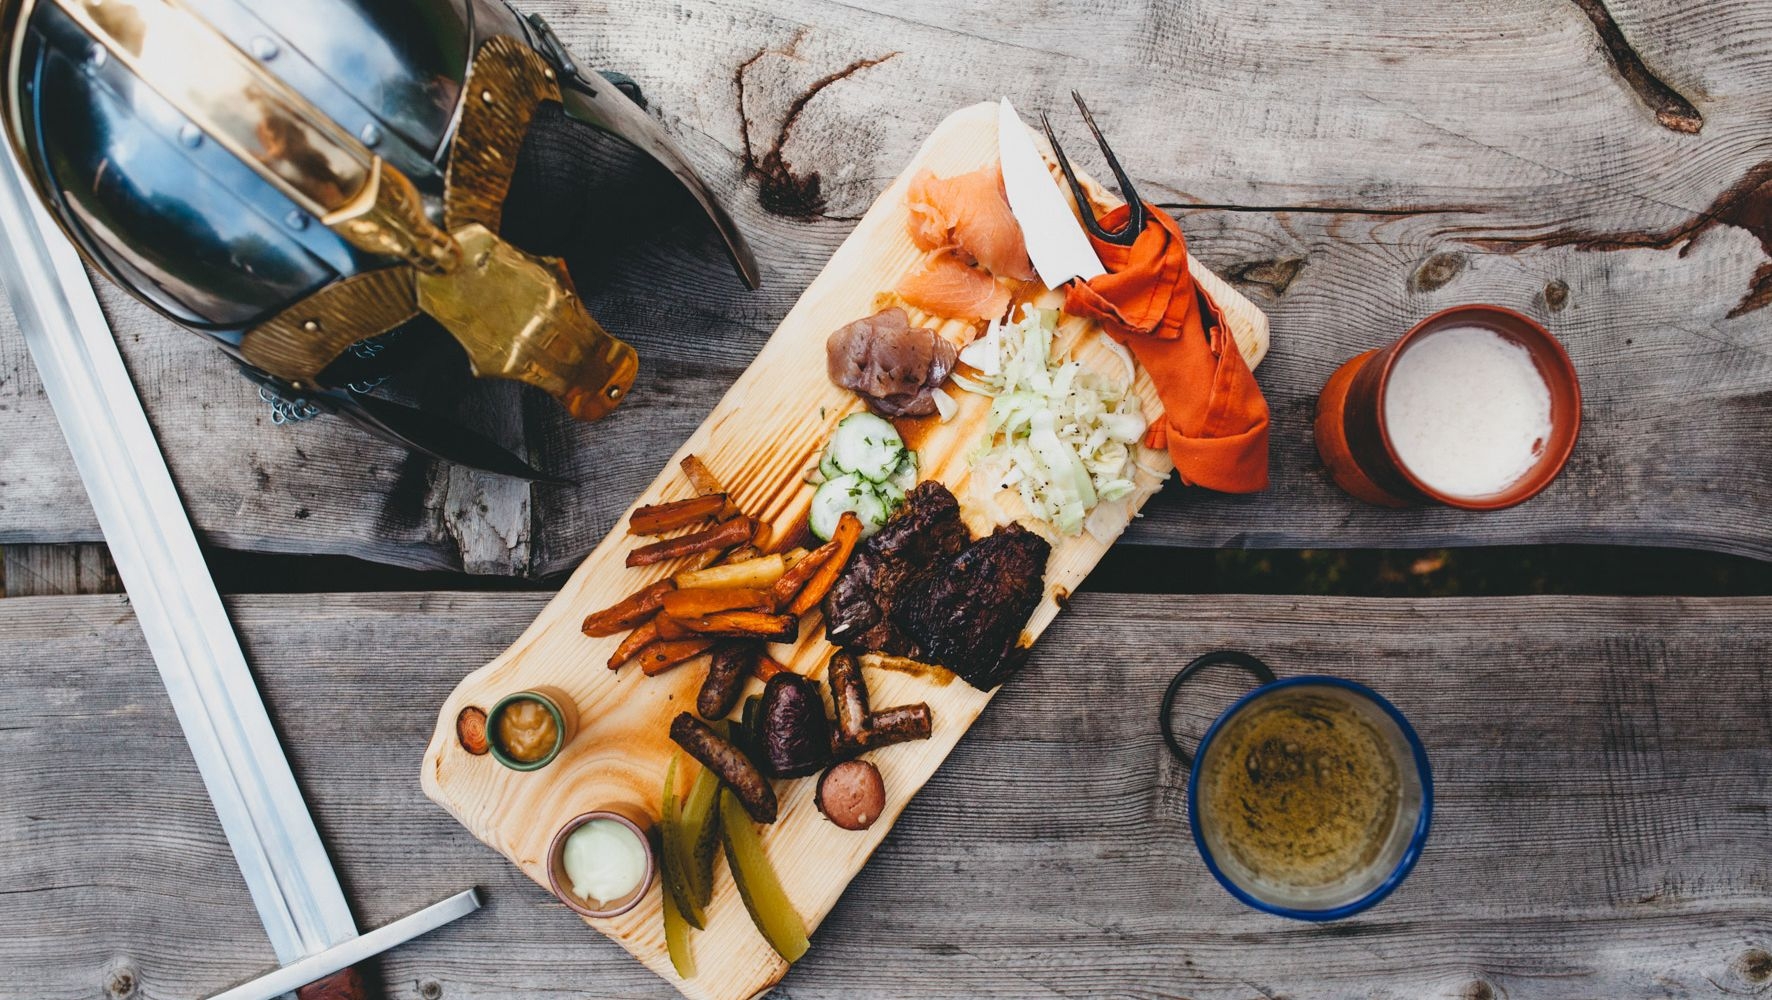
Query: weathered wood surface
4,0,1771,574
3,591,1767,999
0,543,117,597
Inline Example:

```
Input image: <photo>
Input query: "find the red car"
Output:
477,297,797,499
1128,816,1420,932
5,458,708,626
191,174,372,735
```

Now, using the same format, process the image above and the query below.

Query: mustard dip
495,697,559,763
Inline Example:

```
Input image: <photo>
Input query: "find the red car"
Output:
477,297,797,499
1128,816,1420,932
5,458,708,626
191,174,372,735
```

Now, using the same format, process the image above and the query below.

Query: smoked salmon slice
905,163,1035,282
896,250,1011,322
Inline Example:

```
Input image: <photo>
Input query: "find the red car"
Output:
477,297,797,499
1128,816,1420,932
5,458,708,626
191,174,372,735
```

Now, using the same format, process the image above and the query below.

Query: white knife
997,97,1106,289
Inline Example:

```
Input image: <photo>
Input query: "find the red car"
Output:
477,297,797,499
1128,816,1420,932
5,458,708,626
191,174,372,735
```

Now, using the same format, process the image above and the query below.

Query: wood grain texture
1,591,1767,999
0,543,117,596
3,0,1771,573
420,103,1265,1000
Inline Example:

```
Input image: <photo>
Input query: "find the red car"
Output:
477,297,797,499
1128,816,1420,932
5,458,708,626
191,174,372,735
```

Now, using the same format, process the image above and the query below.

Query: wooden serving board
421,102,1268,1000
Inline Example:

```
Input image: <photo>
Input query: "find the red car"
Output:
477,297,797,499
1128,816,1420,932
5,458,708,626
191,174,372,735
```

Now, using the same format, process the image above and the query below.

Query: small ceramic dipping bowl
547,808,657,918
1315,304,1582,511
486,689,576,772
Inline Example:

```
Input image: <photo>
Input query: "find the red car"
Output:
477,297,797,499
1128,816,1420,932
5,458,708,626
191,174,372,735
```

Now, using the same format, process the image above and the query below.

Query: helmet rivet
359,122,383,147
284,210,309,231
302,320,321,333
606,385,622,399
178,124,203,148
249,36,280,61
543,67,556,81
84,44,107,70
480,89,495,105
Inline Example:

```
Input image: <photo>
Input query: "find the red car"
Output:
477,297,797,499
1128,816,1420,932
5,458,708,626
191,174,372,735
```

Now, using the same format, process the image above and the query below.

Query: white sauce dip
562,819,647,905
1383,325,1552,499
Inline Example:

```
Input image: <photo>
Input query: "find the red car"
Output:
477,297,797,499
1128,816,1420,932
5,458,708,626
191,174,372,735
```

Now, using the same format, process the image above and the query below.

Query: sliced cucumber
887,450,919,493
876,480,905,510
818,449,844,483
810,473,889,541
827,412,904,483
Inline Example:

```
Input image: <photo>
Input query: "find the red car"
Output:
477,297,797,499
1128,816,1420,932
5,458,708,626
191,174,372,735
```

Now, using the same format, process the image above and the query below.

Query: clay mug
1314,304,1581,511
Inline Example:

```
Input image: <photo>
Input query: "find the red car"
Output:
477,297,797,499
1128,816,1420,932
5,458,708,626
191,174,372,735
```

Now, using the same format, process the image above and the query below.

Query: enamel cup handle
1159,650,1277,767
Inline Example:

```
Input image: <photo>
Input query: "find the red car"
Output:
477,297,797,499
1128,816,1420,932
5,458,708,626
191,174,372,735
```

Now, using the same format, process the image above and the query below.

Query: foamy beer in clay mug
1315,305,1582,510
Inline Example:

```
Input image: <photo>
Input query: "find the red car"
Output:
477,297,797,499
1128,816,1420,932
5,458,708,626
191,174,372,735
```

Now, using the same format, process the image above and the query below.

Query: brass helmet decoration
0,0,758,476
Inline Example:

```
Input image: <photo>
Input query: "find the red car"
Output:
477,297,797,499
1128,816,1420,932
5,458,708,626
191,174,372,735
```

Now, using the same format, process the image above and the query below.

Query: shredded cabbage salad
951,306,1147,535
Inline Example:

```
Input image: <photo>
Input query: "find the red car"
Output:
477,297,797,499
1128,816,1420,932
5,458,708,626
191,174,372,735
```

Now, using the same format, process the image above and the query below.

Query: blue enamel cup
1161,652,1433,920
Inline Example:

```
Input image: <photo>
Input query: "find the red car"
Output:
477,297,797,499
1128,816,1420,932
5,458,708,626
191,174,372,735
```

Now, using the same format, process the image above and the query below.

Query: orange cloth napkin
1063,204,1270,493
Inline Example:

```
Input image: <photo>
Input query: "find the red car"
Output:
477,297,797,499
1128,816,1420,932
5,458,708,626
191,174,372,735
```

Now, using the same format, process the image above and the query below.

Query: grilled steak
896,522,1049,689
822,481,968,652
822,482,1051,689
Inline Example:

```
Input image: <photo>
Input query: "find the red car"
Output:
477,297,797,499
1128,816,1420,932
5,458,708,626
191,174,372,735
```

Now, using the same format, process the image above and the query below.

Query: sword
0,140,480,998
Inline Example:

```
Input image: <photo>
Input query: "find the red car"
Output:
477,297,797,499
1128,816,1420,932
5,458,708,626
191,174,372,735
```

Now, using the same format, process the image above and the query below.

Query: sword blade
0,145,357,964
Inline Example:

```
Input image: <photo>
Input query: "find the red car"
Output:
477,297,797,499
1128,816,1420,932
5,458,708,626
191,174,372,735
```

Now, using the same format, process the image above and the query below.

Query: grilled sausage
698,642,756,720
825,650,933,755
669,713,777,823
817,759,886,831
840,704,934,754
827,651,870,741
760,673,834,778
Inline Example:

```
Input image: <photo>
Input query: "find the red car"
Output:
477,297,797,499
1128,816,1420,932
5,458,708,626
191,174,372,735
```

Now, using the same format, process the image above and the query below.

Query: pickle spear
660,753,706,929
719,788,810,963
679,763,722,908
663,883,696,979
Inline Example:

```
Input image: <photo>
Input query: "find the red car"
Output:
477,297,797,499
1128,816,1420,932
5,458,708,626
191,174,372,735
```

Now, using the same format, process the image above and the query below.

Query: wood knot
1542,279,1570,312
1409,252,1467,293
419,980,445,1000
1462,980,1496,1000
1228,257,1305,300
1736,948,1772,983
103,963,138,999
735,41,897,220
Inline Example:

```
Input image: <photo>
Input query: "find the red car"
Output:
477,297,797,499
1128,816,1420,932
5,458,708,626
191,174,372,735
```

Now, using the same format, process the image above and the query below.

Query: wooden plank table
2,591,1766,999
4,0,1770,574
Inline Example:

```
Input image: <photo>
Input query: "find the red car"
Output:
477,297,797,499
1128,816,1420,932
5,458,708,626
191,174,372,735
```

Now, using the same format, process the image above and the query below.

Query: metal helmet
0,0,758,477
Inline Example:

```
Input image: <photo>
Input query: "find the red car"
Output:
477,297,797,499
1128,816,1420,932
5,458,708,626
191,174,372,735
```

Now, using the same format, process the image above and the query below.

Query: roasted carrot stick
628,494,729,536
772,514,818,555
582,579,675,637
653,616,697,641
639,638,718,677
680,455,743,520
626,517,755,568
767,539,838,610
608,621,659,670
669,610,799,643
788,512,861,616
662,587,774,618
753,654,790,682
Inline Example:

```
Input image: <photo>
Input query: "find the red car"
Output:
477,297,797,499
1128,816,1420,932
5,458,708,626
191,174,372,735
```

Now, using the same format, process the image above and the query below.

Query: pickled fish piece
896,251,1010,322
906,163,1035,281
